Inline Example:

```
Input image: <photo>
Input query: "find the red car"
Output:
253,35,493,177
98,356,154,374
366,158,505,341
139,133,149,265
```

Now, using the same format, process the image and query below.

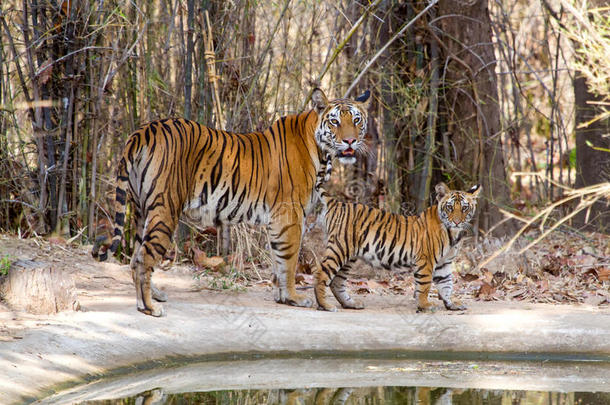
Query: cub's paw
152,286,168,302
317,303,338,312
416,304,437,313
341,299,365,310
138,303,166,317
445,301,467,311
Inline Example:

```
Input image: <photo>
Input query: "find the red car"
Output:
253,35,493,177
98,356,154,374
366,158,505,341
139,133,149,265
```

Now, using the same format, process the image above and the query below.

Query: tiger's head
435,182,481,231
311,88,371,164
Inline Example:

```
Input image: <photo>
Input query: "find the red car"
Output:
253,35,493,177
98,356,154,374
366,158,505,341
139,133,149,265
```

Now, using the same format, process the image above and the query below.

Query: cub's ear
435,182,450,202
468,184,482,198
355,89,371,109
312,88,329,115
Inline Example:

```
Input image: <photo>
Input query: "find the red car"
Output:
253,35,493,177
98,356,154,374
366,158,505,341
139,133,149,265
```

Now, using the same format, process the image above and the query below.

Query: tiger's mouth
338,147,355,158
337,147,357,164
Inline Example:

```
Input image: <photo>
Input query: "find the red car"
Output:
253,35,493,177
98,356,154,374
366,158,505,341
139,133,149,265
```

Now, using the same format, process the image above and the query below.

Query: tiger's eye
330,119,340,126
353,116,361,125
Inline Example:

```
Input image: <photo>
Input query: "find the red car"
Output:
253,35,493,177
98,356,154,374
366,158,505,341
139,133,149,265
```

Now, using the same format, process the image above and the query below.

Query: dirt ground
2,231,607,327
1,234,609,404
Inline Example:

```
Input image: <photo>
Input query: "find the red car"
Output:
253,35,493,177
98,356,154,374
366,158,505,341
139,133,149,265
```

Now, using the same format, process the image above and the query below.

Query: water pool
35,356,610,404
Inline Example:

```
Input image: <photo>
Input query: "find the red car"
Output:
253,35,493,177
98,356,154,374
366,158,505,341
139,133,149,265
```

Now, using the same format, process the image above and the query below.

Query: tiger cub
314,182,481,312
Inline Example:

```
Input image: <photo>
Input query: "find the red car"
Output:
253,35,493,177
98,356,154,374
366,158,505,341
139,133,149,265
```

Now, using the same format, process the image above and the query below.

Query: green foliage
569,148,577,169
0,255,11,276
194,267,247,292
210,267,247,291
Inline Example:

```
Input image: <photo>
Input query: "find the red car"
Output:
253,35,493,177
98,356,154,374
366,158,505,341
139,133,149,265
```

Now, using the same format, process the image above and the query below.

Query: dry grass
228,224,272,282
479,177,609,270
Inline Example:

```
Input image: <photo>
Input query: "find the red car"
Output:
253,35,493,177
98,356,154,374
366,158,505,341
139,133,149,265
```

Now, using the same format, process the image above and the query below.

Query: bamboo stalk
55,84,74,235
202,10,224,127
71,96,79,239
79,89,89,236
0,15,35,121
88,100,99,239
201,9,227,254
56,3,79,235
21,0,49,229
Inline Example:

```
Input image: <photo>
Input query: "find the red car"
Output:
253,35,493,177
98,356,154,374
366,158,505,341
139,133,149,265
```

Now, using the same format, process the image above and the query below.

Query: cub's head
311,88,371,164
435,182,481,230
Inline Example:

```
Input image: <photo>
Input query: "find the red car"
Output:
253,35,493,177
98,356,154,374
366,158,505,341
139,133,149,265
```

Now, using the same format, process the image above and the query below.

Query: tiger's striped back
315,183,481,312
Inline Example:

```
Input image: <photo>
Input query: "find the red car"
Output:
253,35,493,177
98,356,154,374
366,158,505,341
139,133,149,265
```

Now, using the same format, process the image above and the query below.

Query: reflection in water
84,387,610,405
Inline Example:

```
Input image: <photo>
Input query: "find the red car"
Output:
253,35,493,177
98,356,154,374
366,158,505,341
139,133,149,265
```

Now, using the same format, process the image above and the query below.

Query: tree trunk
176,0,196,249
0,259,80,315
418,33,439,213
184,0,195,119
378,0,398,208
55,0,79,235
31,0,58,232
437,0,515,236
573,75,610,232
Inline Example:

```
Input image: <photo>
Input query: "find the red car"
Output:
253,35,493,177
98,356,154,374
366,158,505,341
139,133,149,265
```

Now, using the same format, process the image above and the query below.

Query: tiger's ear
435,182,450,202
312,88,329,115
355,89,371,109
468,184,482,198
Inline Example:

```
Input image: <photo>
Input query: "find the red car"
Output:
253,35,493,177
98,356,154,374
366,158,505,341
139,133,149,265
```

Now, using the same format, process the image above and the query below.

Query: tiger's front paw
416,301,436,313
317,303,338,312
287,293,313,308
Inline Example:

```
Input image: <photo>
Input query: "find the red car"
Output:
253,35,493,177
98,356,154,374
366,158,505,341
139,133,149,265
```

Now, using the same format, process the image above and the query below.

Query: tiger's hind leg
330,261,364,310
131,207,167,303
269,218,312,308
132,209,178,317
132,262,163,317
433,262,466,311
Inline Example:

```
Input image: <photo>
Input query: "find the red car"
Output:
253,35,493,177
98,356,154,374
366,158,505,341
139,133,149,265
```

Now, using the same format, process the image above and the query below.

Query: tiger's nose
344,138,357,146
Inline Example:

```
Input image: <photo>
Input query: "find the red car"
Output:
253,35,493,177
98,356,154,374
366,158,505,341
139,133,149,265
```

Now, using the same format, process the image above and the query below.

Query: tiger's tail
91,155,130,262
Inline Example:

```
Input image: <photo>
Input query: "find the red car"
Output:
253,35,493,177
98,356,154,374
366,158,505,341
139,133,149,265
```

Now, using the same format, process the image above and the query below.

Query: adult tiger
92,88,371,316
314,182,481,313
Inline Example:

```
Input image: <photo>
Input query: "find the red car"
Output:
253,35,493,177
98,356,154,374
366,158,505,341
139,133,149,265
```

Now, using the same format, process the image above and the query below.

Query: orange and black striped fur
91,88,371,316
314,183,481,312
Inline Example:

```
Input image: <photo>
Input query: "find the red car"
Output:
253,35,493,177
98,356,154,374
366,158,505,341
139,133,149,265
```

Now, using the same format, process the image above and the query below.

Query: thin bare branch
344,0,439,98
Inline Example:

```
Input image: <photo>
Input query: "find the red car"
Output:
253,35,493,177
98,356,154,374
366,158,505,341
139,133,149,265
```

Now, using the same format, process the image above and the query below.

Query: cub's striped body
92,88,371,316
314,183,481,312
